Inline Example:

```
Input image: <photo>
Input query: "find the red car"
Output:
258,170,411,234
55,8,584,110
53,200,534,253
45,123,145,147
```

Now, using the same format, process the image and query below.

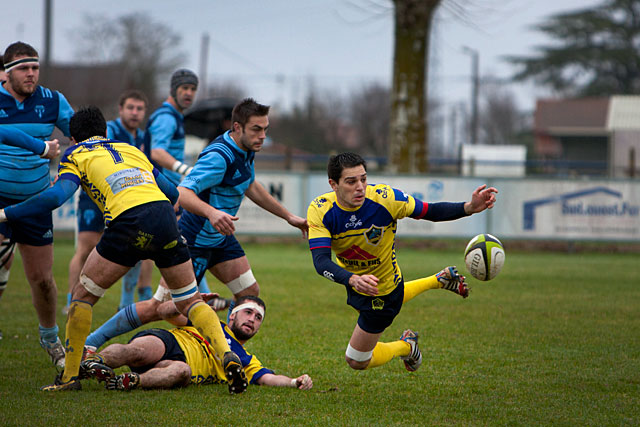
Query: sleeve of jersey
148,114,176,151
410,198,468,221
307,203,353,286
0,127,46,155
106,122,116,139
56,92,74,137
153,168,179,205
179,151,226,193
4,177,78,220
243,354,274,385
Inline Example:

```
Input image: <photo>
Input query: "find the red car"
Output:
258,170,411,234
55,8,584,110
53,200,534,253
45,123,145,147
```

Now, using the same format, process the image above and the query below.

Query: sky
4,0,603,114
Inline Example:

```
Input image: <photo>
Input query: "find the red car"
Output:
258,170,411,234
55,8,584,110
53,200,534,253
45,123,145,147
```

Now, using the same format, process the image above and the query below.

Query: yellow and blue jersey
58,137,168,225
169,325,273,386
308,183,425,296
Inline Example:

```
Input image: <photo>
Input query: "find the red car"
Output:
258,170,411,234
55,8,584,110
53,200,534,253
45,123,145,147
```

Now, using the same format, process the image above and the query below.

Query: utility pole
462,46,479,145
198,33,210,101
43,0,53,79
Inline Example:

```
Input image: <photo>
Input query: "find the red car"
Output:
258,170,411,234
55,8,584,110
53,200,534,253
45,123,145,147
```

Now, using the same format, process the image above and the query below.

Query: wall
53,172,640,242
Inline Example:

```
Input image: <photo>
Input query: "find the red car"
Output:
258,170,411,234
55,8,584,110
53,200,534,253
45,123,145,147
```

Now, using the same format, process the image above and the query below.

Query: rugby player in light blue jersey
83,98,308,352
0,41,73,369
65,90,153,317
148,69,197,187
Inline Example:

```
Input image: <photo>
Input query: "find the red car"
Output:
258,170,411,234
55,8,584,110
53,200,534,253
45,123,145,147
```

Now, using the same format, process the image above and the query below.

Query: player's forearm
177,186,215,217
151,148,178,170
257,373,312,390
311,247,353,286
0,127,47,155
419,201,468,221
3,179,77,221
246,182,291,220
154,169,179,205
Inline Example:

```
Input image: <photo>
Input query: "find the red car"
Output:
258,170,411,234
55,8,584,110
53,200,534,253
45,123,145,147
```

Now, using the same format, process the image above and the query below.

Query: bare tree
71,12,185,105
349,82,391,158
479,78,522,145
389,0,441,173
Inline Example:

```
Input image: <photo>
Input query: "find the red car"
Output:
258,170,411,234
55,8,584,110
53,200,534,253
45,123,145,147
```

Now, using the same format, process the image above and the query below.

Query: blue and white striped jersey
0,83,73,199
179,131,255,248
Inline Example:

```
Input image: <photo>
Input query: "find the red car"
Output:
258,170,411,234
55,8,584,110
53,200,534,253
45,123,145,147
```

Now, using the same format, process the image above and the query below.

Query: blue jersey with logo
0,83,73,199
146,102,185,185
179,131,255,248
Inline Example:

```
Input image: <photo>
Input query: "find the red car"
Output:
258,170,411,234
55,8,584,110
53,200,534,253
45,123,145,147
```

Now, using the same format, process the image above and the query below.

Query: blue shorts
129,328,186,374
96,201,191,268
0,195,53,246
77,192,104,233
346,279,405,334
188,235,245,284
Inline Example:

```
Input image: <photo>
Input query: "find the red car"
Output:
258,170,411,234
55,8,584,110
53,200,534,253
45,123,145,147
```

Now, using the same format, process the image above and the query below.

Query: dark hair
118,89,148,107
70,106,107,142
0,55,4,71
231,98,269,129
235,295,266,315
327,152,367,182
3,41,39,63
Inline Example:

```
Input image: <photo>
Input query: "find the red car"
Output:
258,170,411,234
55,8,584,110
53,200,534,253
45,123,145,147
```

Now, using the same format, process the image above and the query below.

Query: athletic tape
230,301,265,319
170,280,198,302
226,269,256,294
345,344,373,362
4,57,39,73
80,274,106,297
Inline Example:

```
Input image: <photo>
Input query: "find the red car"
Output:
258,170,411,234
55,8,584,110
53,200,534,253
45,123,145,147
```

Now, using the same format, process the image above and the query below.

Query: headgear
170,69,198,98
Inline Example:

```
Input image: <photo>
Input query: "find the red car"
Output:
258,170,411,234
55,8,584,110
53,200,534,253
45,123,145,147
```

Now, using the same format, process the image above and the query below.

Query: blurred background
2,0,639,251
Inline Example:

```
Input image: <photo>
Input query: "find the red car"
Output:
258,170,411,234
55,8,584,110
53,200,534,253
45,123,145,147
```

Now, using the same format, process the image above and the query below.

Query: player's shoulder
309,191,336,211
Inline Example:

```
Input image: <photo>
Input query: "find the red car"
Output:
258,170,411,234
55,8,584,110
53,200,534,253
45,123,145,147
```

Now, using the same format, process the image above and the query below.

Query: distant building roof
607,96,640,130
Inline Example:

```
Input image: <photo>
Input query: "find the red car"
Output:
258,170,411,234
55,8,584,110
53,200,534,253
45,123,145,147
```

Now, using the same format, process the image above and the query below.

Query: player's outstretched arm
257,373,313,390
0,127,60,158
245,181,309,238
0,178,78,223
154,169,179,205
464,184,498,215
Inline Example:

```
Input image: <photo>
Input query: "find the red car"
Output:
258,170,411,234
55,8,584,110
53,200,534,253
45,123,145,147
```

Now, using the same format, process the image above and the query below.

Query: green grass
1,237,638,426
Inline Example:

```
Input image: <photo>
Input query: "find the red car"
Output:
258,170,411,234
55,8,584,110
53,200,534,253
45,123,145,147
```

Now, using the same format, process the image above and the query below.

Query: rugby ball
464,234,505,281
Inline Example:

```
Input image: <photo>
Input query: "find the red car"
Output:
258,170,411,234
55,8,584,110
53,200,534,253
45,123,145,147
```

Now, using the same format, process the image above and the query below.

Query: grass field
0,237,638,426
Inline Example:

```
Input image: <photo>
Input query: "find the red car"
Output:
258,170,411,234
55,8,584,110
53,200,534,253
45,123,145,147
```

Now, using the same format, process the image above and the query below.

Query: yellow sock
61,301,93,382
366,340,410,369
403,275,440,303
187,301,230,358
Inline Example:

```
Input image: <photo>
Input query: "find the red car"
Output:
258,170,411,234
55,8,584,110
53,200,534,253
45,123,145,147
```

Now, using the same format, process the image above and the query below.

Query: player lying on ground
0,106,247,393
81,295,313,391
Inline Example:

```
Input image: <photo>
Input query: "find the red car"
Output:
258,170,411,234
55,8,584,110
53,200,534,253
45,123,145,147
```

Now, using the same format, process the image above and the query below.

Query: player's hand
42,139,60,159
287,215,309,239
292,374,313,390
348,274,379,296
200,292,221,304
0,209,6,223
208,209,238,235
465,184,498,214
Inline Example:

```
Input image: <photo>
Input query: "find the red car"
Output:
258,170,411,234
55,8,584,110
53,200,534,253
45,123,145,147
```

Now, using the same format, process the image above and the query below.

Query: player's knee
345,356,368,370
174,363,192,386
226,270,257,295
345,344,372,370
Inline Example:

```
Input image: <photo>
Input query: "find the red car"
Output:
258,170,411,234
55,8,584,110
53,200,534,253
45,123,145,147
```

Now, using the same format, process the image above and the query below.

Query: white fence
53,173,640,242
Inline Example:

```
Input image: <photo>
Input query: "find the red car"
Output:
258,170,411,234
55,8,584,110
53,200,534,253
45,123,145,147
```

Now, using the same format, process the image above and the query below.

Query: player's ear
70,137,78,145
329,179,338,191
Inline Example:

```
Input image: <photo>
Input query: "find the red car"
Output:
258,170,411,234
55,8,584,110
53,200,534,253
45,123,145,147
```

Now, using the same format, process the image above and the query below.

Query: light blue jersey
146,102,184,186
0,83,73,199
179,131,255,248
107,118,147,156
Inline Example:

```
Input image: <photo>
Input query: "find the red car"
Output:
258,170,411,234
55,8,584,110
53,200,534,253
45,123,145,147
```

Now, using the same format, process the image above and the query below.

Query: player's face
330,165,367,209
174,84,196,110
6,58,39,98
119,98,146,132
237,115,269,152
229,305,264,341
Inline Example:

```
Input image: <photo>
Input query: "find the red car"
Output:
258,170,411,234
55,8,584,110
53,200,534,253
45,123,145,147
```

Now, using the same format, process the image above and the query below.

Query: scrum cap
170,69,198,98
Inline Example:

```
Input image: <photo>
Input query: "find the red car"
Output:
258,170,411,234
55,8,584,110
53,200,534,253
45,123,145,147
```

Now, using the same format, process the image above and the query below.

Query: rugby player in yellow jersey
0,106,247,393
307,152,497,372
79,295,313,391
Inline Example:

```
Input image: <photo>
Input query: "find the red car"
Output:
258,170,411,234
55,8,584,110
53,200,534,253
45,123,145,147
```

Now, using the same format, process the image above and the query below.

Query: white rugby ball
464,234,505,281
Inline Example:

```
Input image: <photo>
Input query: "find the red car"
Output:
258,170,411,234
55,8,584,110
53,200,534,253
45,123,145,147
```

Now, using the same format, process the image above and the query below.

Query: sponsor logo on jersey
35,105,45,118
345,214,362,229
0,109,8,118
336,245,381,268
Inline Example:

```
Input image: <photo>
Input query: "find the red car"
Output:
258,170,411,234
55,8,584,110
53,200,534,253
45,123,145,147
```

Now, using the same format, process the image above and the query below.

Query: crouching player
0,106,247,393
81,296,313,392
